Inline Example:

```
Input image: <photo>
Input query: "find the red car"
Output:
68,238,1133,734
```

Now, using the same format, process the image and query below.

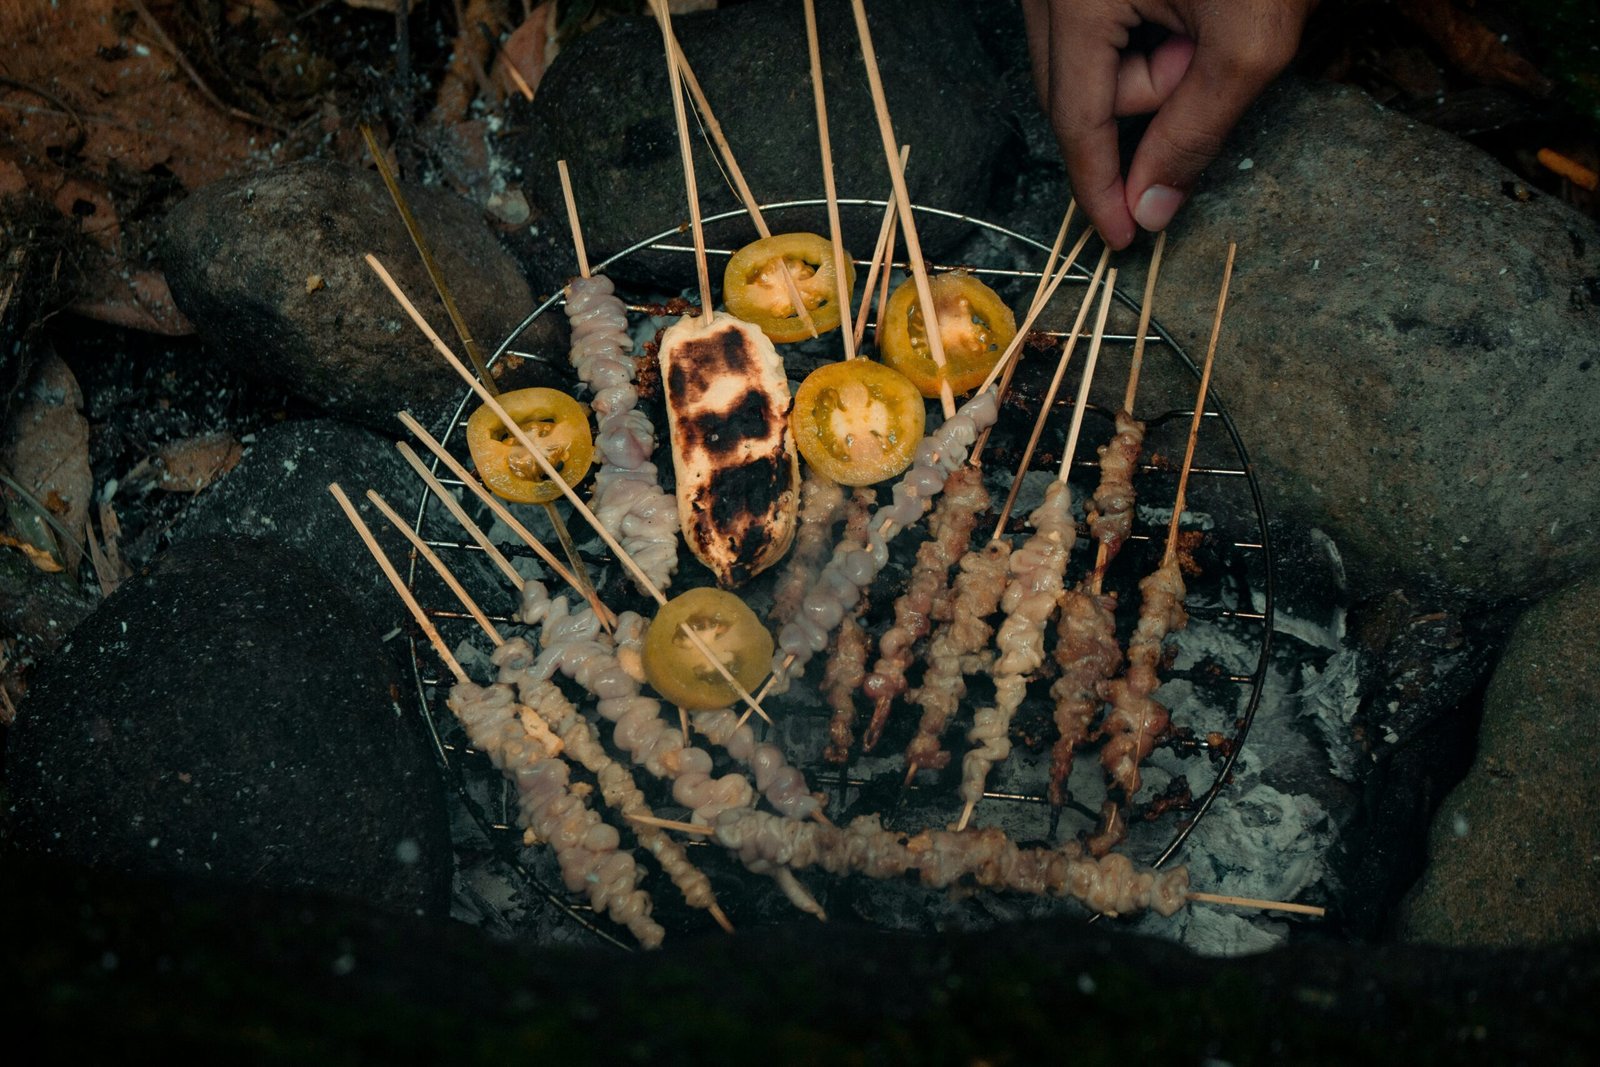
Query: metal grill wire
400,202,1276,945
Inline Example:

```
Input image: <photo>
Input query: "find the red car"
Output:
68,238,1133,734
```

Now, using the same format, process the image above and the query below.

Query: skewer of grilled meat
771,472,847,625
1085,409,1144,563
710,808,1190,918
959,479,1076,825
904,537,1008,773
1097,556,1186,797
1046,586,1121,809
659,314,799,588
860,465,985,751
822,487,877,762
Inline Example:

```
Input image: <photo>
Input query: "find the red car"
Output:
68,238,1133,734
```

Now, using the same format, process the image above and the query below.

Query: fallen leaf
0,532,64,573
156,432,243,493
1399,0,1554,97
1,352,91,578
493,1,559,100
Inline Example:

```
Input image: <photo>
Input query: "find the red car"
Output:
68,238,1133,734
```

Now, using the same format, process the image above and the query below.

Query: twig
127,0,288,132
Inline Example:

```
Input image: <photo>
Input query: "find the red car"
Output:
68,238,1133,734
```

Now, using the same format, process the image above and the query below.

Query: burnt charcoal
3,535,453,917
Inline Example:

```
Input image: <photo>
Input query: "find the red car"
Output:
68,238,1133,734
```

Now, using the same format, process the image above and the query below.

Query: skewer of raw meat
821,488,876,763
328,484,666,947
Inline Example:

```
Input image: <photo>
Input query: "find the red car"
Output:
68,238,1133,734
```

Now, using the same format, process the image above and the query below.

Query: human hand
1021,0,1315,248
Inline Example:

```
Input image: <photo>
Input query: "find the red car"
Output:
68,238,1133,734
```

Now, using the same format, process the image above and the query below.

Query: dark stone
1399,567,1600,946
509,0,1007,290
3,535,453,917
0,550,95,661
4,848,1598,1062
172,416,465,622
1110,78,1600,604
160,159,568,431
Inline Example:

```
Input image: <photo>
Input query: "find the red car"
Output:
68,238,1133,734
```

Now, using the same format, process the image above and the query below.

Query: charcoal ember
4,535,454,917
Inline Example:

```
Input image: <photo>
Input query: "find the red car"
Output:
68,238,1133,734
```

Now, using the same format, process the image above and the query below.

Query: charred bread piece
658,313,799,587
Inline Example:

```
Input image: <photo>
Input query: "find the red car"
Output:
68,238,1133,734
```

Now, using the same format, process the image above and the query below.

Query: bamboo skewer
848,0,955,418
853,145,909,351
556,160,591,278
803,0,855,360
1087,231,1168,597
359,125,498,396
969,202,1077,466
371,257,773,728
367,489,503,646
1164,243,1235,567
627,812,714,836
664,36,819,339
1188,891,1326,917
649,0,713,320
396,411,602,621
395,441,524,589
987,248,1112,539
329,483,468,687
1055,272,1118,484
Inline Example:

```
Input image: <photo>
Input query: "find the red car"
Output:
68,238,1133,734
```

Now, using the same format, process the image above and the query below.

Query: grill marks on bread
660,315,799,587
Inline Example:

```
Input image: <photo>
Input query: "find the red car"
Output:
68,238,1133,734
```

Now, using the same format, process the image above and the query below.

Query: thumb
1124,34,1294,231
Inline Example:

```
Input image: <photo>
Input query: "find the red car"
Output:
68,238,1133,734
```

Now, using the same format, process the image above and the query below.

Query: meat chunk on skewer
772,473,847,626
1086,409,1145,561
1046,588,1121,808
860,465,986,751
1097,556,1187,797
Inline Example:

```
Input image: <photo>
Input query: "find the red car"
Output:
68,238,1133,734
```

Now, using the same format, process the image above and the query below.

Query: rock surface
1398,568,1600,946
174,417,443,620
1115,78,1600,604
161,159,566,430
3,535,454,917
510,0,1007,290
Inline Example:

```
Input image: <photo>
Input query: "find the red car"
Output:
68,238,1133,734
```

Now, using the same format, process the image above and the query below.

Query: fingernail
1133,185,1184,232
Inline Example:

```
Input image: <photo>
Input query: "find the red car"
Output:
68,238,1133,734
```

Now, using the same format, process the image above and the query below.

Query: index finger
1046,0,1137,249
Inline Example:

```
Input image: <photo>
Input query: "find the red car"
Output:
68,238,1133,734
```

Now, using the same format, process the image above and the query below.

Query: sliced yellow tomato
465,387,593,505
792,360,925,487
723,232,855,344
879,272,1017,397
643,588,774,711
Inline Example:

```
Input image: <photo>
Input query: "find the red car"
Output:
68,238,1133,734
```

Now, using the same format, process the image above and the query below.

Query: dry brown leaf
493,1,560,100
0,532,65,573
1399,0,1554,97
156,432,243,493
1,352,91,578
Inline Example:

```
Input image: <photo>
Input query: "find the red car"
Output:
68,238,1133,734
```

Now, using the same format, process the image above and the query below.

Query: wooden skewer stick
803,0,855,360
872,198,900,352
987,247,1111,539
970,205,1083,466
1163,242,1235,568
848,0,955,418
366,489,503,646
556,160,591,279
395,411,600,620
329,483,468,687
1188,891,1326,918
650,0,713,321
503,61,535,103
626,812,714,836
974,234,1099,401
1122,229,1167,412
374,260,774,728
853,145,909,351
395,441,524,590
1055,270,1118,483
1088,230,1167,597
665,37,819,340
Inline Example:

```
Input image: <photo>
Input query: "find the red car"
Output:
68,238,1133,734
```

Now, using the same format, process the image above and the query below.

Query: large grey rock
3,536,454,917
161,160,566,430
1397,568,1600,947
510,0,1007,289
1114,78,1600,604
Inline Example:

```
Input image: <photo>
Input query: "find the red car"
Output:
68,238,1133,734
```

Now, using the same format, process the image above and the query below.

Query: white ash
1296,648,1366,781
